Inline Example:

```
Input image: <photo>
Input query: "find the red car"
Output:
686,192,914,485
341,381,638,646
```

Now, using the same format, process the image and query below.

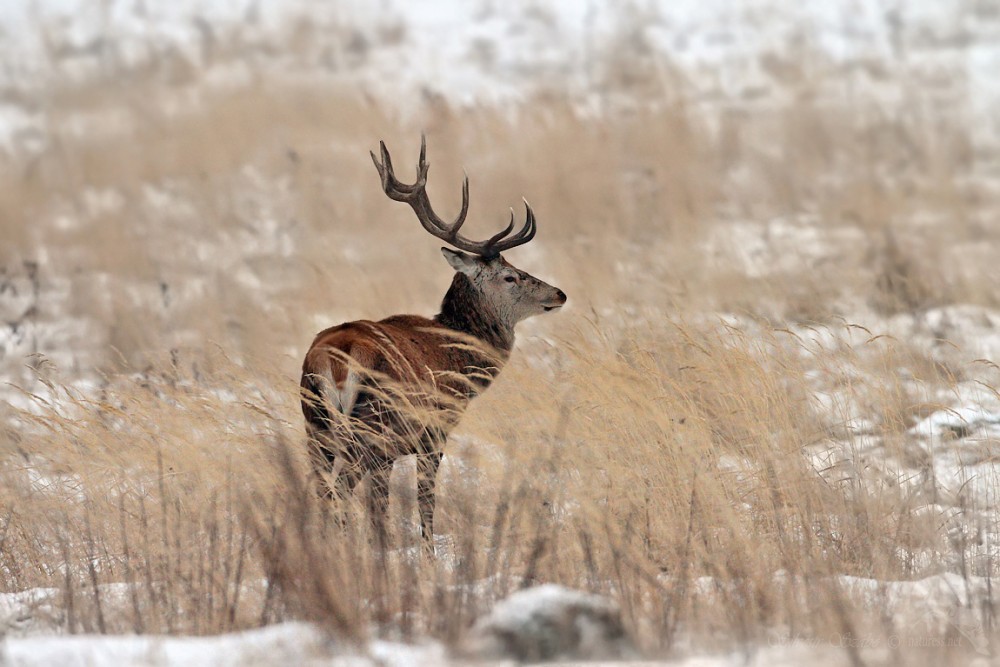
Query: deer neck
435,273,515,356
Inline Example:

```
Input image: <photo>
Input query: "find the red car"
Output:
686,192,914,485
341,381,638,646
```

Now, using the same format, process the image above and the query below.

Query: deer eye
504,276,517,283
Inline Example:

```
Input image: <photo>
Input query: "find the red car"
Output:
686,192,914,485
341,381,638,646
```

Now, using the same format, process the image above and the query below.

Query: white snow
0,575,992,665
1,622,449,667
3,622,325,667
0,0,997,142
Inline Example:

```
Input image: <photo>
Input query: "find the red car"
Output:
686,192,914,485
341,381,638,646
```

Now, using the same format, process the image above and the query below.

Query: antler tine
481,199,536,256
369,148,385,181
373,137,537,257
381,140,393,176
512,199,537,243
452,174,470,235
378,140,414,197
485,210,517,248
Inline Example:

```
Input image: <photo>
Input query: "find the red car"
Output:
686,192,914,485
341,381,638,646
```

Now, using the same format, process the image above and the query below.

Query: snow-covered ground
0,575,992,665
4,0,1000,664
3,0,1000,387
1,0,999,149
3,623,335,667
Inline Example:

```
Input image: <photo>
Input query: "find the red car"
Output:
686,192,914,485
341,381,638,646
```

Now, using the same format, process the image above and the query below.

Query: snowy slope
0,1,998,128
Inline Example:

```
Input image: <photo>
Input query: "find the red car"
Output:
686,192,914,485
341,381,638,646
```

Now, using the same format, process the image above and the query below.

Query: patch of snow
0,618,451,667
2,622,330,667
0,104,44,156
911,405,1000,439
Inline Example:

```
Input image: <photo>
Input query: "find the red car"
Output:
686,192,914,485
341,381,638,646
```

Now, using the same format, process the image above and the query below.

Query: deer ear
440,247,481,276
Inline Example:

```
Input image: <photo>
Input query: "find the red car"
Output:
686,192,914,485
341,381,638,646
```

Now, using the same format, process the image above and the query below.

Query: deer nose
555,289,567,303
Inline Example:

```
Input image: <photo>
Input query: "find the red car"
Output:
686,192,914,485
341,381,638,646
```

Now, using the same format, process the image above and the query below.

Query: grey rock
462,584,637,662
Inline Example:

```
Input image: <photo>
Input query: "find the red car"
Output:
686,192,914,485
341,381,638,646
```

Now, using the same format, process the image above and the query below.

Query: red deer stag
300,136,566,542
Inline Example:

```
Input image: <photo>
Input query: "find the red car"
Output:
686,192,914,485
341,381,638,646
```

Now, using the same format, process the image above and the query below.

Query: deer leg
364,459,393,549
308,428,369,537
307,429,340,501
416,451,443,543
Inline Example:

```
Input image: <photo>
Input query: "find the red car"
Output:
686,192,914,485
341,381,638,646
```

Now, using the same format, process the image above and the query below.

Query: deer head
371,136,566,328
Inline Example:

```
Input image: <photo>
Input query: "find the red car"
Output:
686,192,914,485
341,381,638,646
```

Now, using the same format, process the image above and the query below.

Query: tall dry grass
2,317,995,664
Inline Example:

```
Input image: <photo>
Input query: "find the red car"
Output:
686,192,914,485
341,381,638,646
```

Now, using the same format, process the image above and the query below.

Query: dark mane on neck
434,273,514,353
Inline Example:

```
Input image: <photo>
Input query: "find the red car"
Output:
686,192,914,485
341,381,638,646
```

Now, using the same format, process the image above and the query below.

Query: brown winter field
2,23,1000,666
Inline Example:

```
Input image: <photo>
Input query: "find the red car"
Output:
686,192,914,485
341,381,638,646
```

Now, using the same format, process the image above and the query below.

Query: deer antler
371,135,537,258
